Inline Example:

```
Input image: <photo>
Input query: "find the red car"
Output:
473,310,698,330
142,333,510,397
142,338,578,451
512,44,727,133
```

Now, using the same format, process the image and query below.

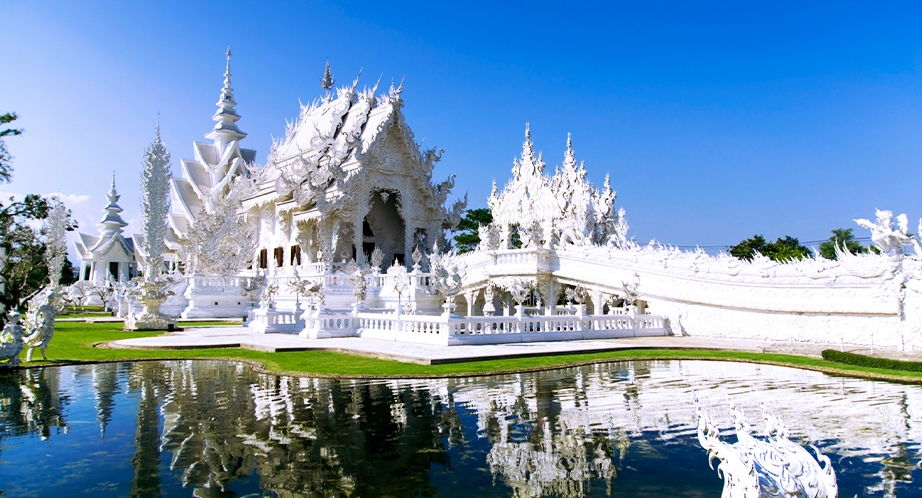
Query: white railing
190,275,259,288
248,306,304,334
348,310,668,345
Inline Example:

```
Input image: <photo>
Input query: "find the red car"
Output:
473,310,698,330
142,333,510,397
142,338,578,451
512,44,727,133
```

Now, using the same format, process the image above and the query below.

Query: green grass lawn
12,321,922,382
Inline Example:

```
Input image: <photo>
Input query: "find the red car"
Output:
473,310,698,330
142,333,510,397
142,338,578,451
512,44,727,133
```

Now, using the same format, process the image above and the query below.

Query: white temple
240,73,465,272
89,48,922,351
73,175,136,283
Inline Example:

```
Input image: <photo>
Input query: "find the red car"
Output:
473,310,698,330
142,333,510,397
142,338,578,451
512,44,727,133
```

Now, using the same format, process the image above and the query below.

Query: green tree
729,234,811,262
0,112,78,321
0,112,23,183
819,228,868,260
453,208,493,253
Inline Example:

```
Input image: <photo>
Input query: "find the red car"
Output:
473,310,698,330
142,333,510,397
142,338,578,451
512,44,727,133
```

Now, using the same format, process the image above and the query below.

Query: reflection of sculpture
24,291,56,361
0,311,24,366
696,400,839,498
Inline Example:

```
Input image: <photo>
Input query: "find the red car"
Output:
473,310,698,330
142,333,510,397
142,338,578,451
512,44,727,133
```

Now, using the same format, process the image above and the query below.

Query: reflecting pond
0,360,920,497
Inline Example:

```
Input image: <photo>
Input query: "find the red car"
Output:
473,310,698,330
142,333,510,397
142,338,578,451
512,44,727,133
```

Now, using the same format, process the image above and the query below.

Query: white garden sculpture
23,291,56,361
127,120,176,330
0,311,24,367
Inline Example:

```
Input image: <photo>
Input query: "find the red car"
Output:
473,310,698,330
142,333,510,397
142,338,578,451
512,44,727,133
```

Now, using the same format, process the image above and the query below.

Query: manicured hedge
822,349,922,372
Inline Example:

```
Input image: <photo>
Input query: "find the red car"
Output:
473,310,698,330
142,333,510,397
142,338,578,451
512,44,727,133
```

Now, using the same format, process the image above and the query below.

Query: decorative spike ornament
140,120,172,279
44,196,68,288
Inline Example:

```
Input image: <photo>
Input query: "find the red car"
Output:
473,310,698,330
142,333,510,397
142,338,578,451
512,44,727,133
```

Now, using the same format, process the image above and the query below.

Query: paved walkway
108,326,922,365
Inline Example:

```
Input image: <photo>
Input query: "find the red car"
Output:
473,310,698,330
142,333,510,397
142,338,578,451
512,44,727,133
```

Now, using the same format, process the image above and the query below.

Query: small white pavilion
73,175,137,283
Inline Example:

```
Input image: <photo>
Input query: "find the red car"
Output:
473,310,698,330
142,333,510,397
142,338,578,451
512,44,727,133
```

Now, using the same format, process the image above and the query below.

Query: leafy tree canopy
0,112,23,184
819,228,868,260
453,208,493,254
729,234,811,262
0,112,78,320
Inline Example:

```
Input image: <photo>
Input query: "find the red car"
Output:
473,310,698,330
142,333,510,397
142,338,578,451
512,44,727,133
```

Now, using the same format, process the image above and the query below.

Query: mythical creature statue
696,399,838,498
855,209,911,257
424,147,444,169
24,291,56,362
429,244,465,300
500,277,535,312
435,174,456,204
443,193,468,230
0,311,24,367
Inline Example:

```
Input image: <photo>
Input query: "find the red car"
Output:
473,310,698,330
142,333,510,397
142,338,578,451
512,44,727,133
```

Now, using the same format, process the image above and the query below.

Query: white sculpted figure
261,282,279,309
0,311,24,367
429,244,464,298
855,209,911,257
696,400,838,498
24,291,56,362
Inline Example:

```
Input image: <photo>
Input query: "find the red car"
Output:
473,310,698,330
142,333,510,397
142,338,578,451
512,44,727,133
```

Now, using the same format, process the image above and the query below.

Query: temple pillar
591,289,603,315
404,222,414,266
466,290,475,317
354,213,364,265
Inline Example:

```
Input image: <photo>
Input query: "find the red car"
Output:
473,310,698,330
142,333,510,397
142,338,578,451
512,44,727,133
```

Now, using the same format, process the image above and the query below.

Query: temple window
259,249,268,269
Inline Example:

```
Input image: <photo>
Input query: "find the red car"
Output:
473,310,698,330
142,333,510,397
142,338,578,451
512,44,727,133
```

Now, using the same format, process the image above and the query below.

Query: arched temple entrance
362,190,406,268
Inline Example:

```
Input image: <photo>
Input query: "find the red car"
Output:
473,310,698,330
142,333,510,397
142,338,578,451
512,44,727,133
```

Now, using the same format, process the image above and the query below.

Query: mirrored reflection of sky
4,1,922,252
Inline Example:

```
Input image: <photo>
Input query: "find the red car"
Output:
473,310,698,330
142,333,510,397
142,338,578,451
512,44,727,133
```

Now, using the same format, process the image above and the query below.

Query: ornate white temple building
92,49,922,351
73,176,137,283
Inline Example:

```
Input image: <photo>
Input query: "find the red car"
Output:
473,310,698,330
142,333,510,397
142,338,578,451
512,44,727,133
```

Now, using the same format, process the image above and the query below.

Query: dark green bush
822,349,922,372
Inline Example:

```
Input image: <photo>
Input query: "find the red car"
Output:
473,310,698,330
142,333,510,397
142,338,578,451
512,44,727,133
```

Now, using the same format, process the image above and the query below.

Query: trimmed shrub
822,349,922,372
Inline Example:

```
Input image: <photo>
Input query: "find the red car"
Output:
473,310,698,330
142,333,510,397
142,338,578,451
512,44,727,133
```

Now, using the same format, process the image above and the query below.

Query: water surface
0,360,920,497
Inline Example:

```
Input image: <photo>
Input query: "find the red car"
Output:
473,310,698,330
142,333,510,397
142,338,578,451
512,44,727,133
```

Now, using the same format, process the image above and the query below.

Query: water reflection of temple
1,360,920,497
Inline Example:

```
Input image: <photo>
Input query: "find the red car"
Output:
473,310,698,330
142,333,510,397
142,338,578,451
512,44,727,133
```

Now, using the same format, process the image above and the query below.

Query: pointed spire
205,46,246,147
107,171,119,203
321,60,335,91
563,132,576,168
520,123,540,174
98,173,128,236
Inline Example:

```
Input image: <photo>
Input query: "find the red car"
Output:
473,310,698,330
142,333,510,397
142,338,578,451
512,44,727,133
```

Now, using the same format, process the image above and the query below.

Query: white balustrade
345,309,667,345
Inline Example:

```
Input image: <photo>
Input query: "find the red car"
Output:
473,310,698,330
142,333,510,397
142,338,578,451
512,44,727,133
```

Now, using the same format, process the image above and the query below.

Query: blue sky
3,1,922,252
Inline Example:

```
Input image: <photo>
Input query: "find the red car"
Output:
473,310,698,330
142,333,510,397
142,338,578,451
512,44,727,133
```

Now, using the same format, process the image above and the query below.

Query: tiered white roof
245,74,464,227
167,48,256,257
73,175,135,278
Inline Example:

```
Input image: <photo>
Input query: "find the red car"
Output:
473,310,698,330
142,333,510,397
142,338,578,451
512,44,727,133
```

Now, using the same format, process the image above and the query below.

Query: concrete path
105,325,919,365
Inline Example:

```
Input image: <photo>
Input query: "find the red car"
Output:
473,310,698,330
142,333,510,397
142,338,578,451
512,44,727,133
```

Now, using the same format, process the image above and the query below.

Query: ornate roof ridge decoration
486,126,628,249
250,69,464,227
